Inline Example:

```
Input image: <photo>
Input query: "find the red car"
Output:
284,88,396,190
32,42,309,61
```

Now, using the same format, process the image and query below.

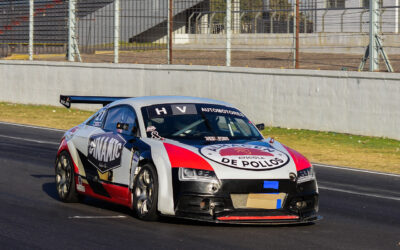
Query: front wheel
132,163,159,221
55,151,81,202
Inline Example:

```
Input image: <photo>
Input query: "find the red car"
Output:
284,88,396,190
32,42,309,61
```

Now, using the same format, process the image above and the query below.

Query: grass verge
0,102,93,130
261,127,400,174
0,102,399,174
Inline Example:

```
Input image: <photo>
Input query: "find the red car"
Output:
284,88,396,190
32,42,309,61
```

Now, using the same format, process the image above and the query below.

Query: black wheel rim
55,154,72,199
134,168,154,217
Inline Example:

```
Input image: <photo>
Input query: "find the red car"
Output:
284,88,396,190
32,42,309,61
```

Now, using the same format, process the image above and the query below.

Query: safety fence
0,0,399,72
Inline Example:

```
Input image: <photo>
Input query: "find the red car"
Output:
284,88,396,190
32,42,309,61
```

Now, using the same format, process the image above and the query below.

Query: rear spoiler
60,95,131,108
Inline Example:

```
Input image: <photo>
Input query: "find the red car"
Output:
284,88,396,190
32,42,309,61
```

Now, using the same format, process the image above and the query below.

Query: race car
56,95,319,224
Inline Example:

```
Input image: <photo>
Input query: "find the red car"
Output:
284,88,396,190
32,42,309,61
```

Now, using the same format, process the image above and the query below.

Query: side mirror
256,123,265,131
116,122,129,131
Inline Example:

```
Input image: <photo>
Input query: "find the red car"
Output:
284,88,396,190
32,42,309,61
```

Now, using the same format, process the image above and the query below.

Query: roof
110,96,233,109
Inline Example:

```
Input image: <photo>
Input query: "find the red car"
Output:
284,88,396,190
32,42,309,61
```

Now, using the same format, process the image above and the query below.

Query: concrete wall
174,33,400,54
0,60,399,140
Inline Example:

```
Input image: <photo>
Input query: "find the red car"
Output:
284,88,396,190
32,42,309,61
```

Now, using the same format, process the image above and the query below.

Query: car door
84,105,139,205
72,107,107,160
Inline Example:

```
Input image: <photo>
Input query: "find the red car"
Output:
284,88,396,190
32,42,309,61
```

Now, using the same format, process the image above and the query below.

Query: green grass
261,127,400,174
0,102,399,174
0,102,93,130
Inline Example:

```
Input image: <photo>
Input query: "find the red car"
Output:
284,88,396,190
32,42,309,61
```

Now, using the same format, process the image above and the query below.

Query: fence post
67,0,82,62
114,0,120,64
28,0,34,61
341,10,347,32
270,12,277,33
167,0,173,64
233,0,240,34
226,0,232,66
68,0,75,61
369,0,380,71
396,0,399,33
295,0,299,68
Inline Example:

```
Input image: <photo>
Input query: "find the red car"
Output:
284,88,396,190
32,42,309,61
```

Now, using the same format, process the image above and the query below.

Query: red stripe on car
283,145,311,171
58,137,79,173
77,177,131,208
164,143,214,171
217,215,299,221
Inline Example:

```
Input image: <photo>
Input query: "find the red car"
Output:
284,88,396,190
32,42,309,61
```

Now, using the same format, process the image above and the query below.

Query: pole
114,0,120,64
395,0,399,33
68,0,76,62
167,0,173,64
369,0,379,71
295,0,300,69
28,0,34,61
226,0,232,66
292,0,296,68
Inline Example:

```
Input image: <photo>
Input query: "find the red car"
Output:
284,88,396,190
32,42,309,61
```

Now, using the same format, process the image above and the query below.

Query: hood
163,138,309,180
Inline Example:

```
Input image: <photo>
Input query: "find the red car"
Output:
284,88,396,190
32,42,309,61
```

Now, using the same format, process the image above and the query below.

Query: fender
140,138,176,216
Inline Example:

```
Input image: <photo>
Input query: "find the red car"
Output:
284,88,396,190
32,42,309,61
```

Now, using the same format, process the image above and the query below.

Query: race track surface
0,122,399,250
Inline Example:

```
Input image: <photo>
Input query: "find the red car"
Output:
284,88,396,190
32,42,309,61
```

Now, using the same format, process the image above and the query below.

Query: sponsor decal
205,136,230,142
147,104,197,118
60,96,71,108
146,126,164,140
93,109,107,127
150,130,164,140
200,144,290,171
76,184,86,192
76,176,85,192
132,151,140,163
87,132,126,173
200,107,244,117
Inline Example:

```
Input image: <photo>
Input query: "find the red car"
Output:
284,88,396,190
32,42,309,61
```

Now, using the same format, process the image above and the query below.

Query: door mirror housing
256,123,265,131
116,122,130,131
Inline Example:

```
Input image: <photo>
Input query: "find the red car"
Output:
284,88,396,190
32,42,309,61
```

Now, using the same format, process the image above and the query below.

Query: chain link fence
0,0,399,72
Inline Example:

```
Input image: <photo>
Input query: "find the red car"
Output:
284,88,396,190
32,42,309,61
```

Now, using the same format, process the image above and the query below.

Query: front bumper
172,171,319,224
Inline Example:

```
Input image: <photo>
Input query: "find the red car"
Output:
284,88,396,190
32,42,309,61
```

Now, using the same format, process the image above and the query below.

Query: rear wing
60,95,131,108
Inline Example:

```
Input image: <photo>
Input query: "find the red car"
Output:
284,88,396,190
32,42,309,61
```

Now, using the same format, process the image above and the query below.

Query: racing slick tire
132,163,159,221
55,151,82,203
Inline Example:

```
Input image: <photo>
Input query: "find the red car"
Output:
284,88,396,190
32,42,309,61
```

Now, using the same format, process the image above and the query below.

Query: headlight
297,167,315,184
178,168,217,182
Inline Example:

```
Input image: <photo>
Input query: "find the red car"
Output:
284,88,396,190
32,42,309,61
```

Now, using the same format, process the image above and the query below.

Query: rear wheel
132,164,159,221
55,151,81,202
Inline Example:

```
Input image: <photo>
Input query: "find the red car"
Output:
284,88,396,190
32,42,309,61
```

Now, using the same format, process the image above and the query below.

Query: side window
233,118,252,136
104,106,138,136
87,108,107,127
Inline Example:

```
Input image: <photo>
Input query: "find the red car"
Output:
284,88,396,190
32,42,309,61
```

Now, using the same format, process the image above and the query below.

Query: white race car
56,95,319,224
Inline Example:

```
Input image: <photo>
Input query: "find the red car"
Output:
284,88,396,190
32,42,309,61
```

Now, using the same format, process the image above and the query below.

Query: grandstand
0,0,206,49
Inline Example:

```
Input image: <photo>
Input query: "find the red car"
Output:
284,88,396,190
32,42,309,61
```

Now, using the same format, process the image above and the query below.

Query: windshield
141,103,263,141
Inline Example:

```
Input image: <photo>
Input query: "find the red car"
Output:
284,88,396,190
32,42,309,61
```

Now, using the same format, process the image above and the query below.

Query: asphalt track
0,122,399,250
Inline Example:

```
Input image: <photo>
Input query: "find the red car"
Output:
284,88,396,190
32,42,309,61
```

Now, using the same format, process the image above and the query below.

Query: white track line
319,186,400,201
313,163,400,178
0,134,59,146
69,215,127,219
0,121,65,132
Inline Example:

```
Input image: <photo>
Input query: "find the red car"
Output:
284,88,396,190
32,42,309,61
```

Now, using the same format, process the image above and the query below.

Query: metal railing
0,0,399,72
